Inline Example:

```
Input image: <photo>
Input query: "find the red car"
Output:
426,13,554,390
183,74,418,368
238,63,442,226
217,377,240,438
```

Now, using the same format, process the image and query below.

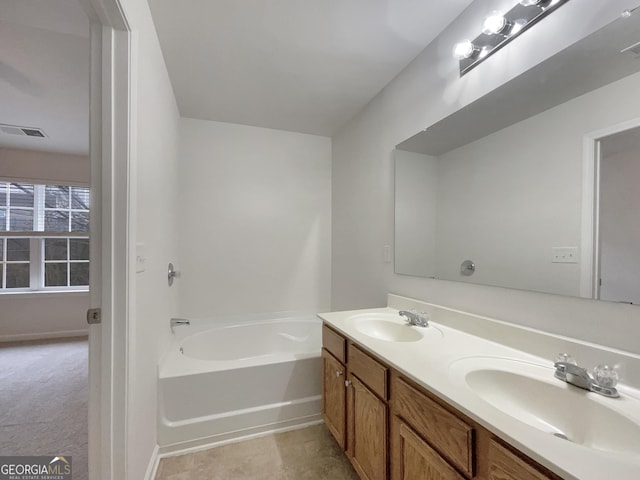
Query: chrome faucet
170,318,190,332
399,310,429,328
553,354,619,398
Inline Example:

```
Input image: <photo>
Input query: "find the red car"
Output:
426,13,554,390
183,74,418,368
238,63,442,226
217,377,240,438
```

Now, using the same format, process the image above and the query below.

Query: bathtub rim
159,312,322,379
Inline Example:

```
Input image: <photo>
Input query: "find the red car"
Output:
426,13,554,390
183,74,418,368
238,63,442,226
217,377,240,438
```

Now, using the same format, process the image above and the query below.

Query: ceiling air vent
0,124,47,138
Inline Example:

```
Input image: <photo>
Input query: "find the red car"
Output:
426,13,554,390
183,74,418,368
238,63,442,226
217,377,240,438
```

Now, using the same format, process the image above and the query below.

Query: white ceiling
0,0,473,155
149,0,475,136
0,0,89,155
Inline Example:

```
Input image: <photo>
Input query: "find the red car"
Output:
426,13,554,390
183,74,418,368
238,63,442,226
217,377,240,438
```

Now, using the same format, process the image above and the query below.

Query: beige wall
0,292,90,341
0,148,91,341
0,147,89,185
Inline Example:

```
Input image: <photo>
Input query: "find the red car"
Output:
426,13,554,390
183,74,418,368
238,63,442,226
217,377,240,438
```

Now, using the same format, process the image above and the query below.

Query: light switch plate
136,243,146,273
552,246,578,263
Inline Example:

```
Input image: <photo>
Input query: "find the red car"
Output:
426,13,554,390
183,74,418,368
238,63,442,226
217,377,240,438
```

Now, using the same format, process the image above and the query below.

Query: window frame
0,182,90,293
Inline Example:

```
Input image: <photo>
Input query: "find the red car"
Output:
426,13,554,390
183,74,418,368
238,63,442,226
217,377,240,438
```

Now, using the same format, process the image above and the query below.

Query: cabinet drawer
392,377,474,477
349,344,388,399
322,324,346,363
487,439,557,480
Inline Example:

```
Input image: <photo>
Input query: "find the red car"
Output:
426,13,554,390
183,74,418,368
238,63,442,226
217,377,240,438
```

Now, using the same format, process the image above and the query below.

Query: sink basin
348,313,443,343
450,357,640,456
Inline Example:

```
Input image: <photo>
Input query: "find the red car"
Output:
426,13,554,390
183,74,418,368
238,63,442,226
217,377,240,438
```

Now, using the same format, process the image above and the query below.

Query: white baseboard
144,444,161,480
0,329,89,343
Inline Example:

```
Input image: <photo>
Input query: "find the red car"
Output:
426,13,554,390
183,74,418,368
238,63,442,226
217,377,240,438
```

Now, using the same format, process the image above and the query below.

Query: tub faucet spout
170,318,190,332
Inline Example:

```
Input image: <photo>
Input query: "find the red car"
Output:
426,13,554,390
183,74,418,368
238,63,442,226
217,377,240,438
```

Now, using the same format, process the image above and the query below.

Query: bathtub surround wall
177,119,331,318
332,0,640,354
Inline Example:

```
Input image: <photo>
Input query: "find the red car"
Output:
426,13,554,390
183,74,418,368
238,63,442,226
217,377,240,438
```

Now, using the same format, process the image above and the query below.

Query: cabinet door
487,439,556,480
322,349,346,448
391,416,465,480
348,374,388,480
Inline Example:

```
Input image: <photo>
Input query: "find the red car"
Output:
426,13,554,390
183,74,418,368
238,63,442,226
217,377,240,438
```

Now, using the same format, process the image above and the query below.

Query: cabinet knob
336,370,344,378
345,379,352,387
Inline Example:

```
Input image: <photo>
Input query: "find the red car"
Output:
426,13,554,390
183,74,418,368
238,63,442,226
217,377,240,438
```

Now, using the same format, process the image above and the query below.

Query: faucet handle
592,364,619,388
554,353,577,366
417,312,430,326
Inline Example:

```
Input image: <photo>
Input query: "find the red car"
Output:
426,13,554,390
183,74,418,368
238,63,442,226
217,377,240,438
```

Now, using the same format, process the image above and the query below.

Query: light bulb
482,12,510,35
520,0,542,6
453,41,477,60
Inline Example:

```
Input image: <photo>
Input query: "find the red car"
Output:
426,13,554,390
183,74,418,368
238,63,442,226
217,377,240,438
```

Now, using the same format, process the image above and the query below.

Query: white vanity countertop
319,296,640,480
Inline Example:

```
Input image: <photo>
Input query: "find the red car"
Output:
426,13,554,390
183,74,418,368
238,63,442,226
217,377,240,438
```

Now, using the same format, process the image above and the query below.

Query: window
0,182,90,291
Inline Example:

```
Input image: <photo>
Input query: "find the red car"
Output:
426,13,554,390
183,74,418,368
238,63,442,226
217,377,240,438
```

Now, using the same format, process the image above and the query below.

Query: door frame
580,117,640,299
80,0,132,478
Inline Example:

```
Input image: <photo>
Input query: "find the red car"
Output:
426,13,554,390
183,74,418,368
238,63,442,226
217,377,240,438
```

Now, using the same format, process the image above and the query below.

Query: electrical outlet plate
552,246,578,264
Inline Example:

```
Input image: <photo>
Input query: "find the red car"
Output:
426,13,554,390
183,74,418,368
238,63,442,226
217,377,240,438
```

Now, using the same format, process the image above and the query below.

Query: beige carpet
0,337,88,480
155,424,359,480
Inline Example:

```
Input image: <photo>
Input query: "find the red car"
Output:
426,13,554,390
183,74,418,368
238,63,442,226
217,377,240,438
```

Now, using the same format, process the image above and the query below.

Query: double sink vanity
318,295,640,480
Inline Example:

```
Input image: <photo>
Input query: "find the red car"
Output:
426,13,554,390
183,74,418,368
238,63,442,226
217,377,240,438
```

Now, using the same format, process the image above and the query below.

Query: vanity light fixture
453,40,479,60
482,12,511,36
455,0,570,76
519,0,542,6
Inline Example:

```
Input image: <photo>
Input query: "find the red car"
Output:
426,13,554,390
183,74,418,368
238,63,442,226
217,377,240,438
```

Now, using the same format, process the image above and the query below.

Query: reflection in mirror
394,151,437,277
598,126,640,304
394,12,640,303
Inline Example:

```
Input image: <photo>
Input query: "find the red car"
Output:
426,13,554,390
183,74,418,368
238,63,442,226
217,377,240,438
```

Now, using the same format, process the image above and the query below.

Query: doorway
581,119,640,303
597,125,640,304
0,2,92,478
1,0,132,478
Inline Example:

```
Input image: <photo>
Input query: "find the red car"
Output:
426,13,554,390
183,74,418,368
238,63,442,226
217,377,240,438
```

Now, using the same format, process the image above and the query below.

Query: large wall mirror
394,12,640,304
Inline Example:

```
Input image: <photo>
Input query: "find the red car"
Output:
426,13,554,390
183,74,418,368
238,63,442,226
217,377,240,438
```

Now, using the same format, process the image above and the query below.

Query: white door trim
580,117,640,299
81,0,132,479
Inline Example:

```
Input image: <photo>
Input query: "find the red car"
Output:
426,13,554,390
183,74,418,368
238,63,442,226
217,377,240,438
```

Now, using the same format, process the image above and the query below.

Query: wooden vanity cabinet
322,348,347,448
391,372,561,480
347,344,389,480
347,373,388,480
322,324,389,480
485,438,560,480
391,375,474,478
391,416,466,480
321,322,560,480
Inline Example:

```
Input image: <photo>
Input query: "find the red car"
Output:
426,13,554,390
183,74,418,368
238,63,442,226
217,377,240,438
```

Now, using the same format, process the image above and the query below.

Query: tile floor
155,424,359,480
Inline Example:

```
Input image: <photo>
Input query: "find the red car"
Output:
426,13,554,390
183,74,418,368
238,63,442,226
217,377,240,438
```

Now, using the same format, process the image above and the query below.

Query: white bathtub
157,313,323,449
